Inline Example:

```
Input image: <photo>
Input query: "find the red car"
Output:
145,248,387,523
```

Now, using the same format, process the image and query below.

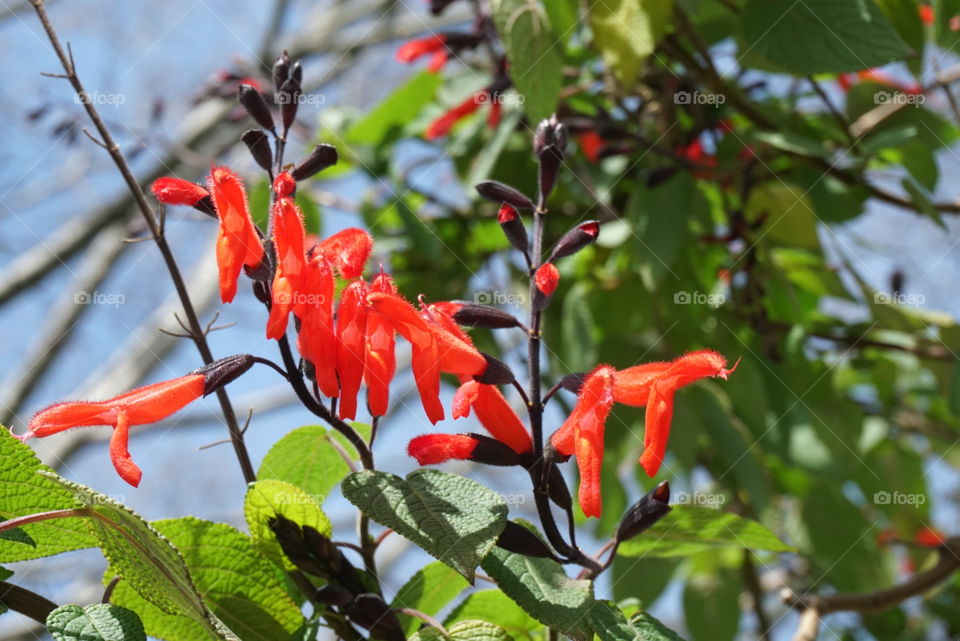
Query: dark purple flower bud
278,77,301,134
291,144,338,181
547,464,572,509
241,129,273,173
346,594,404,641
475,353,515,385
237,84,275,133
496,521,557,559
290,60,303,86
436,301,522,329
313,584,354,606
475,180,535,210
560,372,587,394
272,51,291,93
497,204,529,253
466,433,522,466
192,354,255,396
616,481,671,543
534,116,567,157
549,221,600,261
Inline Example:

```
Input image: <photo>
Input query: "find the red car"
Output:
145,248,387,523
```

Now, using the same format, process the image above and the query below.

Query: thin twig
30,0,256,484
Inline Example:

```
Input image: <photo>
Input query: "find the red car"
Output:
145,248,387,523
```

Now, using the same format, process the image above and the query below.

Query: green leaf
545,0,580,41
611,555,678,606
391,561,470,636
562,282,598,371
682,571,739,641
258,425,355,503
491,0,564,121
244,479,332,569
346,71,443,145
616,506,793,558
445,590,540,638
410,620,515,641
588,601,640,641
745,181,820,251
110,518,304,641
741,0,912,74
41,475,226,637
0,430,96,562
46,604,145,641
343,469,507,581
588,0,673,85
480,546,594,641
631,612,688,640
0,526,36,547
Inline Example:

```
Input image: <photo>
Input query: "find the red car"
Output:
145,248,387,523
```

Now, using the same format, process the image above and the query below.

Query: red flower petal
336,280,369,420
150,177,209,206
408,433,478,464
534,263,560,296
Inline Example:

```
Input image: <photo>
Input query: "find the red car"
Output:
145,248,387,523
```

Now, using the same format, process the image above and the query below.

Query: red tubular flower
408,433,478,464
267,192,307,339
396,34,449,72
577,131,603,164
920,5,934,26
551,365,616,518
425,92,485,140
336,280,369,420
452,380,532,454
367,292,488,423
316,228,373,279
18,355,255,487
208,167,265,303
364,273,397,417
915,526,946,547
150,177,209,206
551,350,737,517
23,376,202,487
297,254,338,398
535,263,560,296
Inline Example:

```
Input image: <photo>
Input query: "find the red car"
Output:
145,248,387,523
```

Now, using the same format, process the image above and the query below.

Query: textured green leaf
491,0,564,121
258,425,353,504
480,546,594,640
109,518,304,641
588,601,639,641
411,620,515,641
347,71,442,144
745,182,819,251
343,469,507,581
244,479,332,570
391,561,469,636
588,0,673,84
0,430,96,562
46,604,145,641
445,590,540,637
617,506,793,558
41,474,227,639
741,0,911,74
0,526,36,547
631,612,687,640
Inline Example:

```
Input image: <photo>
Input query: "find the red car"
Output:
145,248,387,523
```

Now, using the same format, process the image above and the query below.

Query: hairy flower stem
29,0,256,485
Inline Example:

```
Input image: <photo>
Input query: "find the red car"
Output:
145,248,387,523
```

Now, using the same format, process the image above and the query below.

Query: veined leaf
410,620,514,641
257,425,355,505
46,604,145,641
342,469,507,581
244,479,332,570
616,506,793,558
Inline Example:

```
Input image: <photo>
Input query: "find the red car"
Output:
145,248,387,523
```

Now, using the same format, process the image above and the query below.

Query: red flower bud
549,221,600,261
534,262,560,298
151,177,209,206
497,204,529,253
